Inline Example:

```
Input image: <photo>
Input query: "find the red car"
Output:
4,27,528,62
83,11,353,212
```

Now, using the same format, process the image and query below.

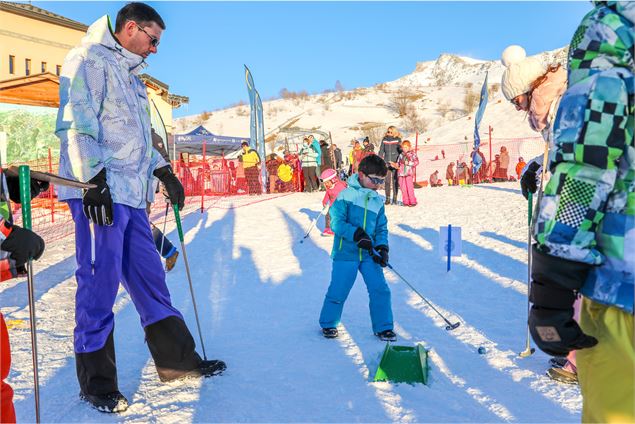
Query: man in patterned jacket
529,2,633,421
56,2,225,413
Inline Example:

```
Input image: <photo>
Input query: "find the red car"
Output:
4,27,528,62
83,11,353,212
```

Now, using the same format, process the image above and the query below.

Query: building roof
167,94,189,109
0,72,189,109
0,72,60,107
140,73,169,92
0,1,88,32
140,74,189,108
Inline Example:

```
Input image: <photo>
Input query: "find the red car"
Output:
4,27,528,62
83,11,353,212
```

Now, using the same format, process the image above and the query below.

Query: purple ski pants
69,200,183,353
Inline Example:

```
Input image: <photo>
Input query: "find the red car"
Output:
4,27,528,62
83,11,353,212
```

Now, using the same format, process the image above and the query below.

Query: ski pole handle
172,203,184,243
19,165,32,230
371,248,392,269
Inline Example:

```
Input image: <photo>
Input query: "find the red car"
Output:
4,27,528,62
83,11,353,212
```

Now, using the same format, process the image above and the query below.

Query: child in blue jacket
319,155,395,341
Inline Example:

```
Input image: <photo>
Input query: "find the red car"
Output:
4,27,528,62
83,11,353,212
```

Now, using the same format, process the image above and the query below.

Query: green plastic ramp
374,343,429,385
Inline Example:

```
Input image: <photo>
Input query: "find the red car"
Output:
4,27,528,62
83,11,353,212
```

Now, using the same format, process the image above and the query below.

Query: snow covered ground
2,183,582,423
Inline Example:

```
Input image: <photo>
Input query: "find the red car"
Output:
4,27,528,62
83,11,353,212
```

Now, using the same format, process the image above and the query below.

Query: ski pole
374,249,460,331
299,203,329,243
19,165,41,423
519,191,536,358
520,142,549,358
172,204,207,360
159,202,169,259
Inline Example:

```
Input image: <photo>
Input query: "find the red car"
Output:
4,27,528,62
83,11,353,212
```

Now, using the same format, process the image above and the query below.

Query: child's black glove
353,228,373,250
372,245,389,267
1,222,45,267
529,245,598,356
4,173,50,203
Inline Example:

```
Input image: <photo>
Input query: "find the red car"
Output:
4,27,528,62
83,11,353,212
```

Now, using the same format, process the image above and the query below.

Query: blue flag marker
447,225,452,272
439,226,462,272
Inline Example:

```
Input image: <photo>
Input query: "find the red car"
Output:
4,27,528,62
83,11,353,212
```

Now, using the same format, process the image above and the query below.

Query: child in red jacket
320,169,347,236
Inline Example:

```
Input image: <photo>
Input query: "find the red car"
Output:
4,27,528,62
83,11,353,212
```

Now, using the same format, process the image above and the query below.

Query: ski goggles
367,175,385,185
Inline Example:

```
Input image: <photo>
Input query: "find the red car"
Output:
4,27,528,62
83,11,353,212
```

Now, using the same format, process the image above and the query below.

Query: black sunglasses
135,23,160,47
367,175,385,185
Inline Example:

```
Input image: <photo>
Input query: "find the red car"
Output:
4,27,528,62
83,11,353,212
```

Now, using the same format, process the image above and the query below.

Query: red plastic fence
7,137,545,244
7,150,299,244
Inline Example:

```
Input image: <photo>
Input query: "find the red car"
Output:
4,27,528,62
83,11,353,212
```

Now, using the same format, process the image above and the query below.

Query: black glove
529,245,598,356
4,173,50,204
372,245,389,267
353,227,373,250
82,168,113,226
520,161,541,200
1,222,45,267
154,166,185,211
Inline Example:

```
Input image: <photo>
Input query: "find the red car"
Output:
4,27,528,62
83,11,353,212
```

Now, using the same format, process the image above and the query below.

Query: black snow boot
375,329,397,342
198,359,227,378
322,327,338,338
75,330,119,400
145,316,224,382
79,391,129,413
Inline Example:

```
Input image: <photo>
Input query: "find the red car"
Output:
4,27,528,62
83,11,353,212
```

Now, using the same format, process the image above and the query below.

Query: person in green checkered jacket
529,2,634,422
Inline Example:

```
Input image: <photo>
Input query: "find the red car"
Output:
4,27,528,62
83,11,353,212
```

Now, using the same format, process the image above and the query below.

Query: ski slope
2,183,582,422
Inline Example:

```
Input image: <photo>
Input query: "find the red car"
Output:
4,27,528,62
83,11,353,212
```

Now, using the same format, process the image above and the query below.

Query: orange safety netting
412,137,545,187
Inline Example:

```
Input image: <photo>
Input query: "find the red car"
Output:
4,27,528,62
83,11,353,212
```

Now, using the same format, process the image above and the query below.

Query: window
56,65,61,76
25,58,31,76
9,55,14,74
41,62,47,73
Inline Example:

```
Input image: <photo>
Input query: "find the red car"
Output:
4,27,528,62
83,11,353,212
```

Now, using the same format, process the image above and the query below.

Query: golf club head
518,347,536,358
445,322,460,331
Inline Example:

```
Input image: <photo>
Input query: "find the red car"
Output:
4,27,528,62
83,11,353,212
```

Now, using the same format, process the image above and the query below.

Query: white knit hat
500,45,546,101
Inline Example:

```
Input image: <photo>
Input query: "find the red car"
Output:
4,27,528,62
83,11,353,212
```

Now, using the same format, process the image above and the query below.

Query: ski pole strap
528,192,533,227
19,165,32,230
172,204,184,243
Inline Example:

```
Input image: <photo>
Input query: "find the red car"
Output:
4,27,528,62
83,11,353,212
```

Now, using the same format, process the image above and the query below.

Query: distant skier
319,155,396,342
308,135,322,168
299,138,320,192
378,126,401,205
362,137,375,153
238,141,262,195
319,168,347,236
396,140,419,206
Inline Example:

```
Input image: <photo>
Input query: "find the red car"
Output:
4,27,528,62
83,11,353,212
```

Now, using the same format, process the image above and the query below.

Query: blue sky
33,1,592,117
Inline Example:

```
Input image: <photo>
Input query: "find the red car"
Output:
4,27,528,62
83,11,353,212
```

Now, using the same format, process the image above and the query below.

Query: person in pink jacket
396,140,419,206
320,169,347,236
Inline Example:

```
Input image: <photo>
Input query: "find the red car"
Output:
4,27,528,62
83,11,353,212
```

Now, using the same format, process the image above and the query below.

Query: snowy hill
176,47,567,155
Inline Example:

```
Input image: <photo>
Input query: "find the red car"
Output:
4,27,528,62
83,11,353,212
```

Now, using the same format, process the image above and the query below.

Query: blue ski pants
319,258,393,333
69,200,183,353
